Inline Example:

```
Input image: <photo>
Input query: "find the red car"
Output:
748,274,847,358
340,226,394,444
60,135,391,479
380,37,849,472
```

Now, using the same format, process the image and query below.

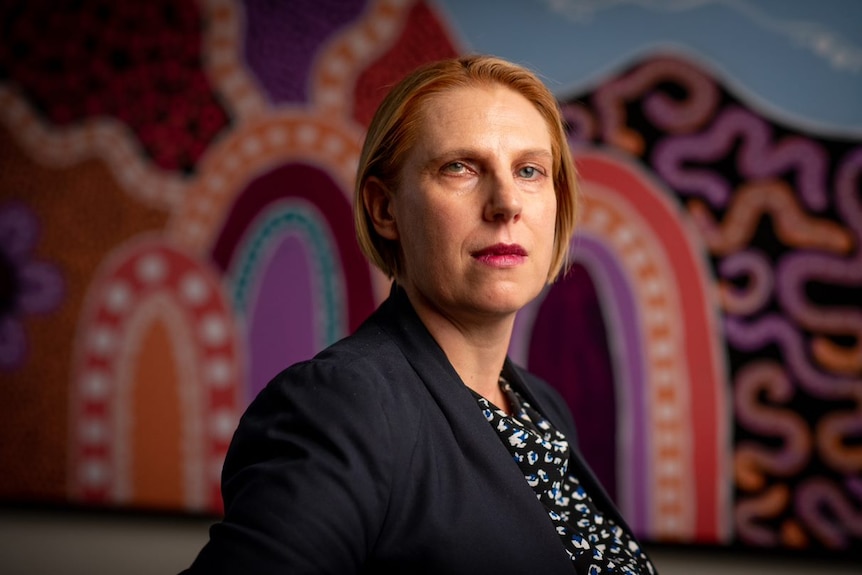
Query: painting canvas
1,0,860,556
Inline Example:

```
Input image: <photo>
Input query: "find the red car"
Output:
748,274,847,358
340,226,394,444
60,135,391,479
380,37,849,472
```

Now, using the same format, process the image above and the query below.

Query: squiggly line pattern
687,179,852,256
724,314,859,400
653,106,829,211
733,361,812,492
593,56,718,155
797,477,862,548
718,249,773,317
582,54,862,551
777,148,862,376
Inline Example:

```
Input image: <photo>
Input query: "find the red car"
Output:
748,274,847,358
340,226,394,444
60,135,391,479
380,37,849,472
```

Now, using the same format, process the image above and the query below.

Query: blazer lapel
371,285,573,568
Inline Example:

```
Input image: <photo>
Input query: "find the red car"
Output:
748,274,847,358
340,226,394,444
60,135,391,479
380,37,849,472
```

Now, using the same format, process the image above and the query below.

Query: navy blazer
184,285,641,574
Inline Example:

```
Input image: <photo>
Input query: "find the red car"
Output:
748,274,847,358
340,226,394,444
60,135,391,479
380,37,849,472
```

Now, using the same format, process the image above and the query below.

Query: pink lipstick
471,243,527,267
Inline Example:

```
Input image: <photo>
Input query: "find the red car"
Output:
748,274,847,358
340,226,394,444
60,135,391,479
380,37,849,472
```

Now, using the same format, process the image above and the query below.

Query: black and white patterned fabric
474,379,656,574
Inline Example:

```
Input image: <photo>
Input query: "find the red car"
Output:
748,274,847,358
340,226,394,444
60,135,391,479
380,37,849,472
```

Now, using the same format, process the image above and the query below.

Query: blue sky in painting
433,0,862,136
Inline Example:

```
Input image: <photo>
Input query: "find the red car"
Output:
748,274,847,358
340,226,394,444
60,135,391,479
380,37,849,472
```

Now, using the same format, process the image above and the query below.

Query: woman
184,55,657,574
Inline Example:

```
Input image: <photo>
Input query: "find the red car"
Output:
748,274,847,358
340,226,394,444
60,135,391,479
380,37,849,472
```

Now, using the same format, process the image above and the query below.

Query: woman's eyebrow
426,148,480,162
426,147,553,164
517,149,553,161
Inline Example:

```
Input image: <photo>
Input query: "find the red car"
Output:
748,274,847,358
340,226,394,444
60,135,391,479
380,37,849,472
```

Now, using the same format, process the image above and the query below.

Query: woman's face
389,84,558,324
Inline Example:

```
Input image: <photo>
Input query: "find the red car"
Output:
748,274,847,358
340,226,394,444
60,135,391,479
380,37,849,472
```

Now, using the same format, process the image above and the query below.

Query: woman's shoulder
253,318,419,419
297,318,408,384
229,322,424,474
273,288,435,396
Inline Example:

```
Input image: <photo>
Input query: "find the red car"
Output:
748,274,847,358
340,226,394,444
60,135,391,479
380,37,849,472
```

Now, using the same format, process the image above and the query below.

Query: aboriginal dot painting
0,0,859,558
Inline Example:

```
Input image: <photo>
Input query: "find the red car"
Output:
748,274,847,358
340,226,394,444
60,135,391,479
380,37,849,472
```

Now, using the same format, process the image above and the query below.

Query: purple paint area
575,236,651,535
248,235,316,400
210,162,374,334
526,235,650,534
243,0,367,104
0,201,64,371
529,263,618,501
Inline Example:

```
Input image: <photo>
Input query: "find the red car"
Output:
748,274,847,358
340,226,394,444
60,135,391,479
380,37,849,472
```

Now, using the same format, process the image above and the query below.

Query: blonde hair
354,54,578,281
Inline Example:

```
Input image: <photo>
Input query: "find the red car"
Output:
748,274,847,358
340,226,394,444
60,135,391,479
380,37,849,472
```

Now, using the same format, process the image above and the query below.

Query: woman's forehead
413,85,553,151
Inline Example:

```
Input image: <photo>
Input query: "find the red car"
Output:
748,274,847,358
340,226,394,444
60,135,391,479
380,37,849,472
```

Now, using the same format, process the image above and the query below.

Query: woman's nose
483,174,522,222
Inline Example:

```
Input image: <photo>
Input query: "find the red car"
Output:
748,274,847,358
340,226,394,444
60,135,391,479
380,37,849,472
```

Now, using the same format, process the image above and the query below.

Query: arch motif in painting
515,151,730,542
226,198,347,400
69,236,243,513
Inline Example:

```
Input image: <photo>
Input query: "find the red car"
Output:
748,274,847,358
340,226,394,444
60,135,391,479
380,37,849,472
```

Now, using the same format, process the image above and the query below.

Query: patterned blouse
474,379,656,574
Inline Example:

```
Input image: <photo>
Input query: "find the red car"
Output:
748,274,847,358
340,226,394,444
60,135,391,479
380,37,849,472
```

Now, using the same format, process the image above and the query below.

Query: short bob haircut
354,54,578,282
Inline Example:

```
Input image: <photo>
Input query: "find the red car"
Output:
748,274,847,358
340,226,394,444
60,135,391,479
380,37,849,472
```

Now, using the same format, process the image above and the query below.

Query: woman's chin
467,285,540,318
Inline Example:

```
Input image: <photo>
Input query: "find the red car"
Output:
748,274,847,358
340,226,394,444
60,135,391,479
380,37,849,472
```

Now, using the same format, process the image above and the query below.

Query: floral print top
474,379,657,574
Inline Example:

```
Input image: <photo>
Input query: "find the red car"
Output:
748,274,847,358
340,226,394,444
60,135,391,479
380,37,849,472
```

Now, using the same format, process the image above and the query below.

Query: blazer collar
369,283,572,568
371,283,634,548
373,283,561,422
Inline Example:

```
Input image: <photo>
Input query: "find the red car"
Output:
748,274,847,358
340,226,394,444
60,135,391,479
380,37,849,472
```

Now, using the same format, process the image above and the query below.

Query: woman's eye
443,161,467,174
518,166,540,178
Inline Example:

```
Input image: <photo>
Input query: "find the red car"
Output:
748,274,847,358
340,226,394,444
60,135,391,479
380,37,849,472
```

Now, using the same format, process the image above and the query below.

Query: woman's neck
403,286,516,412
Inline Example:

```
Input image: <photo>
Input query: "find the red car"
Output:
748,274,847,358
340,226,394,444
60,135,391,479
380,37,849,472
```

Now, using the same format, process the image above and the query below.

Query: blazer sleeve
182,356,395,574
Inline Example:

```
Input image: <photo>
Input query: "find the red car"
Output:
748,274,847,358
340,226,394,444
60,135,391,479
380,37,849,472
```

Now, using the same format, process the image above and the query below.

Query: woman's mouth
471,243,527,267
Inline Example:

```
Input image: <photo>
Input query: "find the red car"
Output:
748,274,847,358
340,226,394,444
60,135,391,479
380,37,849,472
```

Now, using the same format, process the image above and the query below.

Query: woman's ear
363,177,399,240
